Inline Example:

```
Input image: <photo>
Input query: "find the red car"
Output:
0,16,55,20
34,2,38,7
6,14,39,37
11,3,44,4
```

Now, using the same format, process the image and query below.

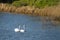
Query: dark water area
0,12,60,40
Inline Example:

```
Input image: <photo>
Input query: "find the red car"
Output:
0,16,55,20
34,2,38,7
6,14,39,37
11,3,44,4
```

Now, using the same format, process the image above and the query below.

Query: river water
0,12,60,40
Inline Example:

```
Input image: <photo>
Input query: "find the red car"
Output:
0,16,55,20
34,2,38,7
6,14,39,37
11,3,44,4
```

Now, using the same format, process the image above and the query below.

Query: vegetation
0,0,60,8
0,0,60,21
12,0,60,8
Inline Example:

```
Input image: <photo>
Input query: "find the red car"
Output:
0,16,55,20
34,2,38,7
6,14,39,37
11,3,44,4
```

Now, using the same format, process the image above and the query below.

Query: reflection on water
0,12,60,40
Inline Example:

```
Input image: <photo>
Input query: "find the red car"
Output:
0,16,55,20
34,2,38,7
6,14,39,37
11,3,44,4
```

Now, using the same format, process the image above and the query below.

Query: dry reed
0,3,60,21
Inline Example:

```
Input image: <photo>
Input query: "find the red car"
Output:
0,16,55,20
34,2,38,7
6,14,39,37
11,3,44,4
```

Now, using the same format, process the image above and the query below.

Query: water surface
0,12,60,40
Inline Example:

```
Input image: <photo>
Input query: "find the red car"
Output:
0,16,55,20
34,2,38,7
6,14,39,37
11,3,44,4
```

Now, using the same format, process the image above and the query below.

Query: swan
20,25,25,32
20,29,25,32
14,25,25,32
14,28,20,32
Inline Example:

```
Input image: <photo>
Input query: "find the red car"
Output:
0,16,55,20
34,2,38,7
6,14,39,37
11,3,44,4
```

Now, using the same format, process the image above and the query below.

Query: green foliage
12,0,29,7
12,1,21,7
19,0,29,6
34,0,60,8
12,0,60,8
34,0,41,8
47,0,59,6
28,0,36,6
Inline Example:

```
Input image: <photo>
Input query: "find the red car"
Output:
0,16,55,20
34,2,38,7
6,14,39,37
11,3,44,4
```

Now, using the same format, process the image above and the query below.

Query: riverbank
0,3,60,20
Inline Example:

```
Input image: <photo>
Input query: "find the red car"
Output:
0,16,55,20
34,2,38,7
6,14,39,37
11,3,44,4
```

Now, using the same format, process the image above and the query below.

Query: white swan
20,29,25,32
14,28,20,32
14,25,25,33
20,25,25,32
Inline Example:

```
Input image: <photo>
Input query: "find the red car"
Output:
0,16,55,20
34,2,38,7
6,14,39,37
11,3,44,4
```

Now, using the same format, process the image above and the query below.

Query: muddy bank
0,3,60,20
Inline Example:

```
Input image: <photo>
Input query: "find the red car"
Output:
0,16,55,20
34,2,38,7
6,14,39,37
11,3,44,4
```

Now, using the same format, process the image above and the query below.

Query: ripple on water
0,12,60,40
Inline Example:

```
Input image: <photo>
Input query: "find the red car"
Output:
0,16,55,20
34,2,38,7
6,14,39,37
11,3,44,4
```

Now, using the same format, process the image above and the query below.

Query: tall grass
12,0,60,8
0,3,60,21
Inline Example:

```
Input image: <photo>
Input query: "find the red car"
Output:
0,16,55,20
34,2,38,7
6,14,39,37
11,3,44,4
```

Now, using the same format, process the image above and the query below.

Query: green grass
12,0,60,8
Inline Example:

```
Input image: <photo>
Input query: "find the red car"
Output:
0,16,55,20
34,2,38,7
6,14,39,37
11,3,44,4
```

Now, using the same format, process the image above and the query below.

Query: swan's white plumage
14,28,20,32
20,29,25,32
14,25,25,32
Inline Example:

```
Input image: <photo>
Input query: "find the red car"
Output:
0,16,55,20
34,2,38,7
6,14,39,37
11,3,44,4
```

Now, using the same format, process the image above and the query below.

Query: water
0,12,60,40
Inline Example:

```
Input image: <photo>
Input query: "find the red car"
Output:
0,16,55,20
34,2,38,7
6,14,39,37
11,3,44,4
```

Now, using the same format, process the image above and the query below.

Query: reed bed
0,3,60,21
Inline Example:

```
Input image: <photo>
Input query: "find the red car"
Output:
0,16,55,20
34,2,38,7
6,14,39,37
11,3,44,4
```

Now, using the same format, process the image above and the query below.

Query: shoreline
0,3,60,21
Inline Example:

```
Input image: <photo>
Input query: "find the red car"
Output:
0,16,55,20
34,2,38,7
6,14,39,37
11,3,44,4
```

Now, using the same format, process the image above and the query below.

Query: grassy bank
0,3,60,21
12,0,60,8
